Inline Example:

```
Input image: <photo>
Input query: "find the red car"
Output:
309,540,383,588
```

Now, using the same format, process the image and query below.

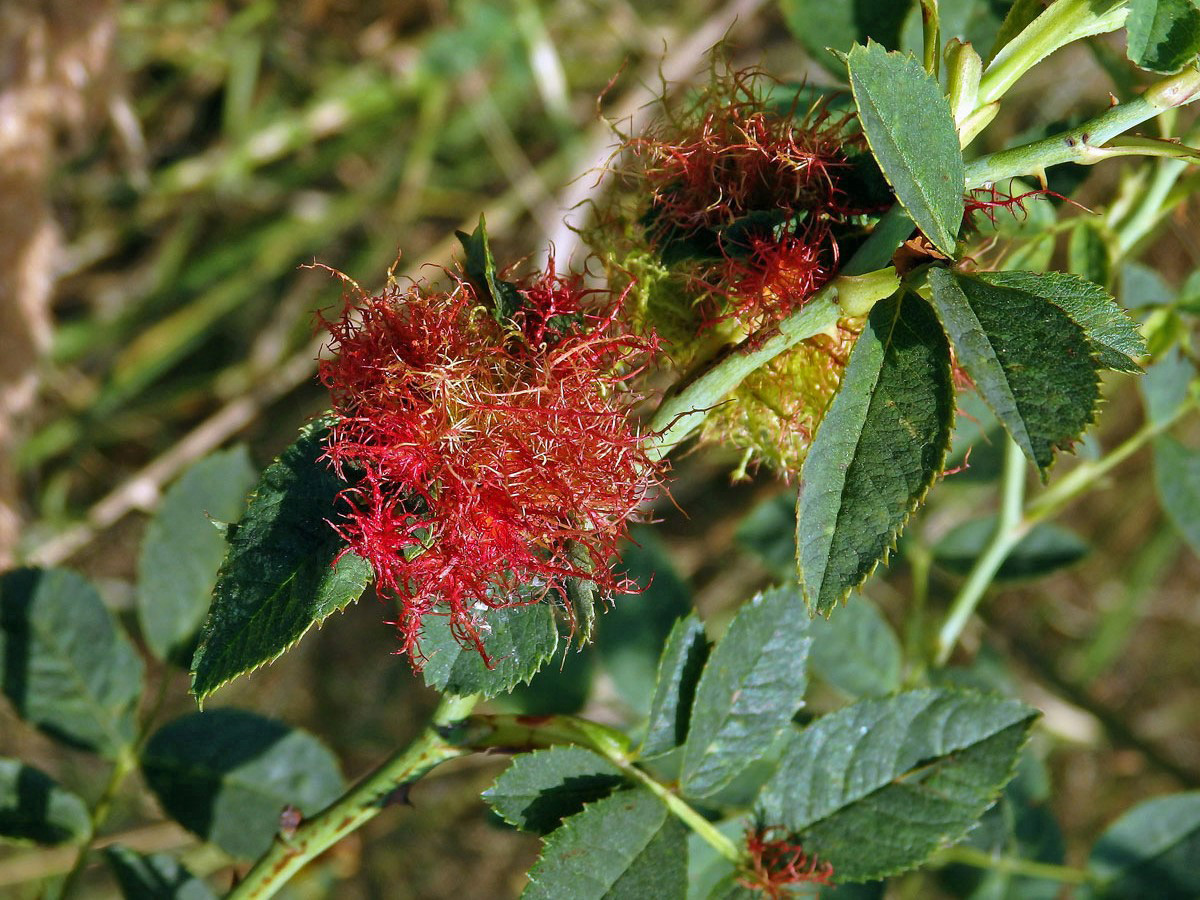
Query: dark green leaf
104,846,217,900
1154,436,1200,555
0,758,90,846
1126,0,1200,73
933,516,1090,580
640,614,711,760
455,214,523,323
680,587,810,800
780,0,913,74
140,709,344,859
0,568,143,756
524,789,687,900
848,43,965,256
138,447,256,665
1088,791,1200,898
594,529,694,716
484,746,626,834
977,271,1144,374
807,597,902,697
797,291,955,615
927,269,1100,475
420,601,559,698
759,689,1038,882
1142,348,1196,425
190,422,372,705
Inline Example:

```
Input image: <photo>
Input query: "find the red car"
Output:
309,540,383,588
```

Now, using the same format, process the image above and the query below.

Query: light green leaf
484,746,626,835
848,42,965,256
420,601,559,698
1142,348,1196,425
1153,436,1200,555
0,569,143,757
927,269,1100,475
780,0,912,74
977,270,1144,374
1068,219,1115,292
797,291,955,615
1126,0,1200,74
933,516,1090,580
104,846,218,900
680,587,809,800
524,789,687,900
807,597,902,697
759,689,1038,882
140,710,344,859
0,758,91,846
1088,791,1200,898
190,421,372,705
137,446,256,665
640,614,710,760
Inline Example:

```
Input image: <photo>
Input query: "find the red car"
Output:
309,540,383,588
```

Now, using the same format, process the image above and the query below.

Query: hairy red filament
739,825,834,897
318,268,660,664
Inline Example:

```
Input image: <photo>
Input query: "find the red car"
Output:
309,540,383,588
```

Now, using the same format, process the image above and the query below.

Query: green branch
967,66,1200,187
228,693,479,900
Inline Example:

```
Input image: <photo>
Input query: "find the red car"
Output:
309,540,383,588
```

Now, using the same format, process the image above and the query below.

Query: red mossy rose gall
317,261,661,664
739,824,834,897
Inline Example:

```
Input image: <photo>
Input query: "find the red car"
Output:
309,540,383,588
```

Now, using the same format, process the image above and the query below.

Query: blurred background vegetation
1,0,1198,897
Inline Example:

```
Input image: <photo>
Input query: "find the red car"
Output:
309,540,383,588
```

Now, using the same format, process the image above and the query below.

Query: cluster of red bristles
739,825,834,897
318,262,659,664
626,70,878,331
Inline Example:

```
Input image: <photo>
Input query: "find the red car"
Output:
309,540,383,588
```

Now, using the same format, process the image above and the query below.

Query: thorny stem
966,66,1200,187
936,400,1197,667
228,693,479,900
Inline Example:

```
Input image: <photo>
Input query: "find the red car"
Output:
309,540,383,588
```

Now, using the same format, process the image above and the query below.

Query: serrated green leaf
140,710,343,859
977,270,1144,374
944,754,1065,900
759,689,1038,882
1154,436,1200,555
680,587,810,800
104,845,218,900
780,1,912,75
484,746,626,834
455,214,522,323
848,43,965,256
933,516,1090,580
0,758,91,846
1127,0,1200,74
190,422,371,705
640,614,710,760
0,569,143,757
807,597,901,698
524,789,687,900
1088,791,1200,898
927,269,1101,475
420,601,559,698
595,529,694,716
797,291,954,615
137,447,256,665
